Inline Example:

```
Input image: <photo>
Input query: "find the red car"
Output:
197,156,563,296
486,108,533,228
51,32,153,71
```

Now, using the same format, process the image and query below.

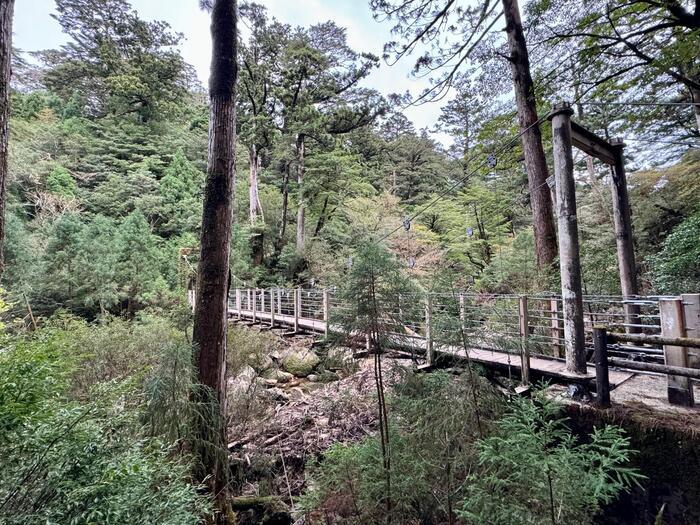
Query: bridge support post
660,298,694,406
323,289,330,337
269,289,275,328
425,295,434,366
294,287,300,333
549,102,587,375
610,138,641,334
593,326,611,408
519,296,530,385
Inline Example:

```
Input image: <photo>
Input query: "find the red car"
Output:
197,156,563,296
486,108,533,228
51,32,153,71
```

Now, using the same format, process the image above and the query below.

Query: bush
650,213,700,294
0,316,211,524
458,393,643,525
301,371,501,524
302,375,641,525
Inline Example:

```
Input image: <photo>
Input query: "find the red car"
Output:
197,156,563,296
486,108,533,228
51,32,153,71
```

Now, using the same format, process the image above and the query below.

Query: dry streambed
224,325,406,523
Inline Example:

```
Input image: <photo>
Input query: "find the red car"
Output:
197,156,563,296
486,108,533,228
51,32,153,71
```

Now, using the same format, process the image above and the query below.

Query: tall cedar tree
192,0,237,520
501,0,557,268
371,0,557,268
0,0,13,280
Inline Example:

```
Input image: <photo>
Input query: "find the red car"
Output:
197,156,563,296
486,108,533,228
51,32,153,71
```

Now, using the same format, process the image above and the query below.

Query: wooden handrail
608,357,700,379
608,332,700,349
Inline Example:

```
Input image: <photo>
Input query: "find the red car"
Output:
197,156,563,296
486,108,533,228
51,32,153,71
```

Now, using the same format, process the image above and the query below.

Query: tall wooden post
294,287,300,333
519,295,530,385
549,102,587,375
682,294,700,369
425,295,434,366
610,138,640,333
660,298,694,406
269,289,275,327
593,326,611,408
323,289,330,337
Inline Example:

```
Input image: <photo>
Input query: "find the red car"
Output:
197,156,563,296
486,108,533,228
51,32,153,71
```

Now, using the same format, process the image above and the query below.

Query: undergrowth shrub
0,315,211,524
302,374,641,525
301,370,501,524
458,393,644,525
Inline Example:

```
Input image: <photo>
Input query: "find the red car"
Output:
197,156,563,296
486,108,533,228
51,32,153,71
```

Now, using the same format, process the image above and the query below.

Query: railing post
236,289,241,320
549,102,587,375
323,289,330,337
550,298,563,357
277,289,282,315
260,288,265,317
519,295,530,385
660,298,694,406
459,293,466,332
593,326,611,408
425,295,434,366
682,294,700,369
252,289,257,323
294,287,300,333
269,289,275,328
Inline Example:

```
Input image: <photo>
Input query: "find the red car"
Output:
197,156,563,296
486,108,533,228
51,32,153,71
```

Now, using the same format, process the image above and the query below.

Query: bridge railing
227,288,699,406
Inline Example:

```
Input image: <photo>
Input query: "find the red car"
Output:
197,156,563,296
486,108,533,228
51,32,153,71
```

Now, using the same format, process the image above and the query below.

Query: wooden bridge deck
229,307,635,388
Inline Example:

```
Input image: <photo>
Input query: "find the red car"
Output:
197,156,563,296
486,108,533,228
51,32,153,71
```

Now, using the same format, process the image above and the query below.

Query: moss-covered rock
281,350,320,377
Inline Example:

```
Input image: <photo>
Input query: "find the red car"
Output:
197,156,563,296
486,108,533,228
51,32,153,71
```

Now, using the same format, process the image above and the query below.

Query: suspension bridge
227,288,700,404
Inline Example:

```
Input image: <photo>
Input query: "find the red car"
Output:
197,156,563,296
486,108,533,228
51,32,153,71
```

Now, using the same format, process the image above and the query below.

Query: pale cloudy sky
13,0,446,136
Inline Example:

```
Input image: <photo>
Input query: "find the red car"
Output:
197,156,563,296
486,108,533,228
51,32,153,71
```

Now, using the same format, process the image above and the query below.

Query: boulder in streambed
281,349,320,377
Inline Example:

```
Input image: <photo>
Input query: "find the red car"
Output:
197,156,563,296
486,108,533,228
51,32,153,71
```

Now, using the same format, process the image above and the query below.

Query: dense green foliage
5,0,698,325
302,374,640,524
0,314,210,524
2,0,697,522
459,394,644,525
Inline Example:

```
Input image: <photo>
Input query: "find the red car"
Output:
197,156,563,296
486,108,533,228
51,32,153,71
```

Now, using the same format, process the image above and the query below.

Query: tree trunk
249,146,264,267
271,162,290,266
295,134,305,255
313,194,330,237
0,0,14,282
248,146,263,222
192,0,237,520
501,0,557,268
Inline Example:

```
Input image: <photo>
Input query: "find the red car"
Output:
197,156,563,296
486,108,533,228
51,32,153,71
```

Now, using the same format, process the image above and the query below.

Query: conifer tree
192,0,238,521
0,0,14,281
333,243,420,523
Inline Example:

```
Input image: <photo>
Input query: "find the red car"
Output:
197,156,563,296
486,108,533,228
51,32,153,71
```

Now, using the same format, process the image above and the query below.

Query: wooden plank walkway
229,307,635,388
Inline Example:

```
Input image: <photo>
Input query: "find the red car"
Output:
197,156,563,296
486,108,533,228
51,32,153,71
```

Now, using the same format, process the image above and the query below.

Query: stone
228,365,257,397
281,349,321,377
262,387,290,402
307,374,320,382
260,368,295,384
247,352,273,372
